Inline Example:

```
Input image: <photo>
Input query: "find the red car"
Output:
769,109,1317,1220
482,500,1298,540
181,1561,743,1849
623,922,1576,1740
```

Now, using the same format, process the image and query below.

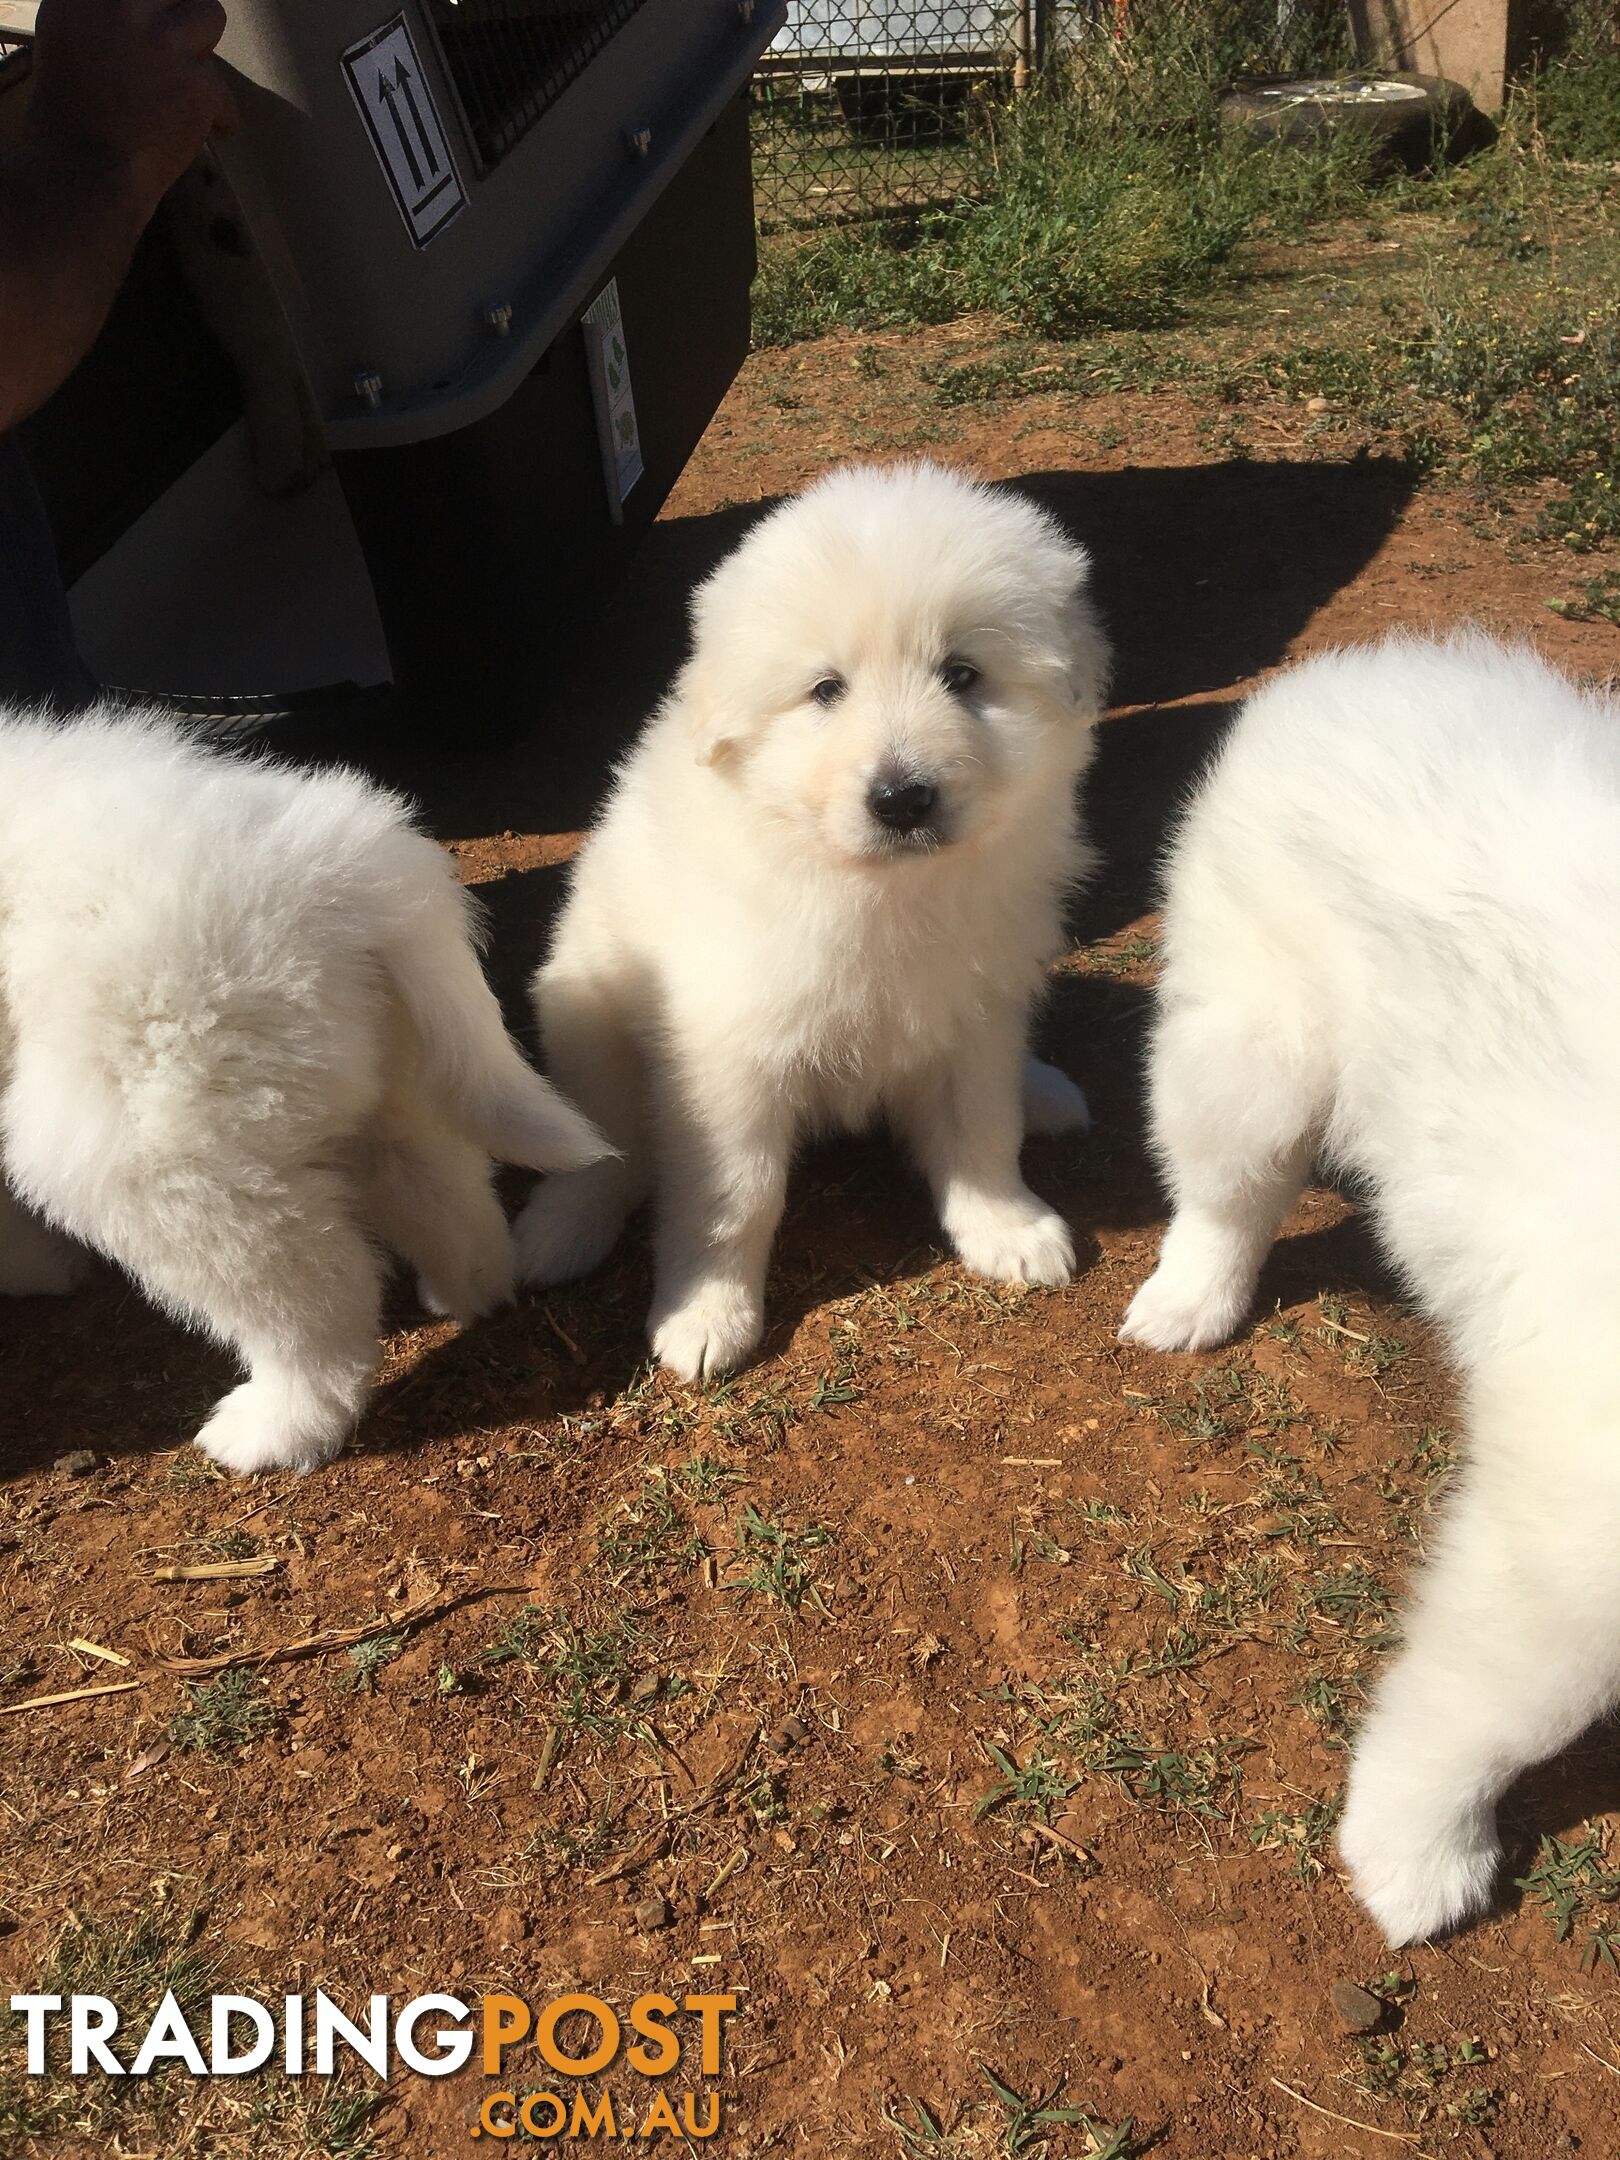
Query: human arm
0,0,235,432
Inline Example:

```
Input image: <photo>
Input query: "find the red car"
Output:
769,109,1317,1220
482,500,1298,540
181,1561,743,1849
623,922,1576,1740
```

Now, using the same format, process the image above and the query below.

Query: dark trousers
0,434,98,712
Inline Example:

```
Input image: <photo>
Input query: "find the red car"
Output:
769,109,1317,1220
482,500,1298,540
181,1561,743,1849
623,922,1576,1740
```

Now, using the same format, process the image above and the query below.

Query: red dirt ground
3,322,1619,2160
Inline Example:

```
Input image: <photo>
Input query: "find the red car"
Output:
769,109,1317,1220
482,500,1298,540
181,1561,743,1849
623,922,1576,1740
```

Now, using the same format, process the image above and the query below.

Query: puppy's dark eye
941,658,979,695
810,675,846,708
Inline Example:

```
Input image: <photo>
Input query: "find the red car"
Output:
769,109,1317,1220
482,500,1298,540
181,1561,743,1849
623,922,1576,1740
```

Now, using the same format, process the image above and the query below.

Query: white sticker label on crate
582,279,644,519
342,15,464,248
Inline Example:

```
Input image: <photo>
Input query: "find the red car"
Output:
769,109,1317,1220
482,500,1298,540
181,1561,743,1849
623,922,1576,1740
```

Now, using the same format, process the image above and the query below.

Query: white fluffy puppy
1121,631,1620,1946
515,461,1109,1381
0,708,606,1474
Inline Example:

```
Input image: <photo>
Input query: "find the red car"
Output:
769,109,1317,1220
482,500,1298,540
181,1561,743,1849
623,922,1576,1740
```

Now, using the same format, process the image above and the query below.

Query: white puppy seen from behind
0,709,607,1474
1122,631,1620,1946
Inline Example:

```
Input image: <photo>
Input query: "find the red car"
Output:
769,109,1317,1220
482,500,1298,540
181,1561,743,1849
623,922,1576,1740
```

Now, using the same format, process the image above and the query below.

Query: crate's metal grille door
423,0,656,170
752,0,1016,228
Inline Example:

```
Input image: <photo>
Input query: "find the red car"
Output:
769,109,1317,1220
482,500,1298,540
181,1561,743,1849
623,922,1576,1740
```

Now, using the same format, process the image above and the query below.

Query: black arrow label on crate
342,14,466,249
396,60,442,178
378,65,425,190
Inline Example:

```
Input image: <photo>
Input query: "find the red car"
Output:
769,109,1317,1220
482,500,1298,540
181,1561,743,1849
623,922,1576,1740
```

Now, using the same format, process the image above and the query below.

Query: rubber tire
1217,72,1492,171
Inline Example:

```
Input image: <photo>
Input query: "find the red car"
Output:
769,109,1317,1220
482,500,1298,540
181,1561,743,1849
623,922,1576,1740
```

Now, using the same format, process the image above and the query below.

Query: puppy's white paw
194,1380,353,1477
1119,1262,1248,1353
650,1285,764,1383
951,1198,1074,1288
1023,1058,1091,1138
514,1173,627,1287
1339,1781,1500,1946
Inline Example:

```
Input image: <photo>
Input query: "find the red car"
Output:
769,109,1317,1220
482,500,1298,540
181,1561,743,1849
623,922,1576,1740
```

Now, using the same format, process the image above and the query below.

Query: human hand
27,0,237,212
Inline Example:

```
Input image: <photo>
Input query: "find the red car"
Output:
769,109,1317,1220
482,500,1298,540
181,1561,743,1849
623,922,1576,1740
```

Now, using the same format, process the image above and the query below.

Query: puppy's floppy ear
674,651,750,769
1054,574,1112,721
1028,539,1111,725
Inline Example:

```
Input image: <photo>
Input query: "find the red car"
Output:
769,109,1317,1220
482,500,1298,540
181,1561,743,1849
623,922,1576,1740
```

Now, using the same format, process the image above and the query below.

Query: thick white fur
0,708,607,1474
1122,631,1620,1946
515,462,1109,1380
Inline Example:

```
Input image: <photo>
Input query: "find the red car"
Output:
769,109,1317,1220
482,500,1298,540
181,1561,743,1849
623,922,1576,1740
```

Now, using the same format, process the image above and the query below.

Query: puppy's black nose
867,777,938,833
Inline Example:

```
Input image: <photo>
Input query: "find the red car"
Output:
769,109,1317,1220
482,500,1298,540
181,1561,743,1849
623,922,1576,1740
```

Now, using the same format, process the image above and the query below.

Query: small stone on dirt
1331,1979,1385,2033
769,1714,809,1753
634,1894,672,1932
54,1450,98,1476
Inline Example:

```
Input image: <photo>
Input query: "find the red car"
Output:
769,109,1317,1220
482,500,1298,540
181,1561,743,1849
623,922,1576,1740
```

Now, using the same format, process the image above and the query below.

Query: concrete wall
1348,0,1533,110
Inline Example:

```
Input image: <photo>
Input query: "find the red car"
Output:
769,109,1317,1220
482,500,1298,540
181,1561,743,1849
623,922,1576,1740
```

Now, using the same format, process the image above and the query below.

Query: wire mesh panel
752,0,1020,227
422,0,656,171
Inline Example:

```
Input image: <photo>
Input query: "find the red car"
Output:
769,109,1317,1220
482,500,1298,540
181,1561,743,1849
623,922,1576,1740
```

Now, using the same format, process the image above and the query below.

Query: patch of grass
480,1602,552,1668
169,1667,283,1756
712,1379,800,1452
1010,1515,1073,1571
1248,1443,1344,1545
247,2078,382,2160
1294,1671,1357,1749
1038,1679,1249,1821
755,0,1373,350
547,1616,655,1739
1516,1830,1620,1972
0,1905,213,2143
1351,2033,1498,2129
477,1604,672,1753
162,1451,221,1490
674,1453,744,1500
810,1325,863,1411
1160,1360,1253,1448
882,2065,1143,2159
596,1472,706,1580
1410,1424,1456,1481
974,1742,1074,1823
728,1501,836,1616
1250,1793,1341,1880
1548,566,1620,624
980,2064,1130,2158
1066,1497,1134,1535
1305,1564,1395,1638
1519,0,1620,163
198,1527,265,1560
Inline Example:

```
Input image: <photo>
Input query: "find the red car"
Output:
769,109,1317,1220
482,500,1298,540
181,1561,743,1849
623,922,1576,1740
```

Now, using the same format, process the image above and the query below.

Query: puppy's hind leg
1121,991,1323,1353
515,964,649,1286
1023,1056,1091,1138
91,1164,383,1475
360,1100,515,1322
1341,1352,1620,1944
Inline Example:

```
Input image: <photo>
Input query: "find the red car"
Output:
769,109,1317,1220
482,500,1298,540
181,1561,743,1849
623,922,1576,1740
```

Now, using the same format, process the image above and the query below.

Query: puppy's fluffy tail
379,837,612,1174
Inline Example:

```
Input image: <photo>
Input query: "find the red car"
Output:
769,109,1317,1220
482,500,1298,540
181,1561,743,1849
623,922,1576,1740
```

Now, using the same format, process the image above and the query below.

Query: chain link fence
751,0,1031,228
749,0,1361,228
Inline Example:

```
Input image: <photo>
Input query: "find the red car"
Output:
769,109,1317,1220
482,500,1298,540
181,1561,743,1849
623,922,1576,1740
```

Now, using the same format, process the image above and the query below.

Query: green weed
728,1502,836,1616
169,1668,283,1756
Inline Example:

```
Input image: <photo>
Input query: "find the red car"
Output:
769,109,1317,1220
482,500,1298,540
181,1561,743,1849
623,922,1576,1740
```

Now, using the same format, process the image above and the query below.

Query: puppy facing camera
516,460,1109,1382
0,710,608,1475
